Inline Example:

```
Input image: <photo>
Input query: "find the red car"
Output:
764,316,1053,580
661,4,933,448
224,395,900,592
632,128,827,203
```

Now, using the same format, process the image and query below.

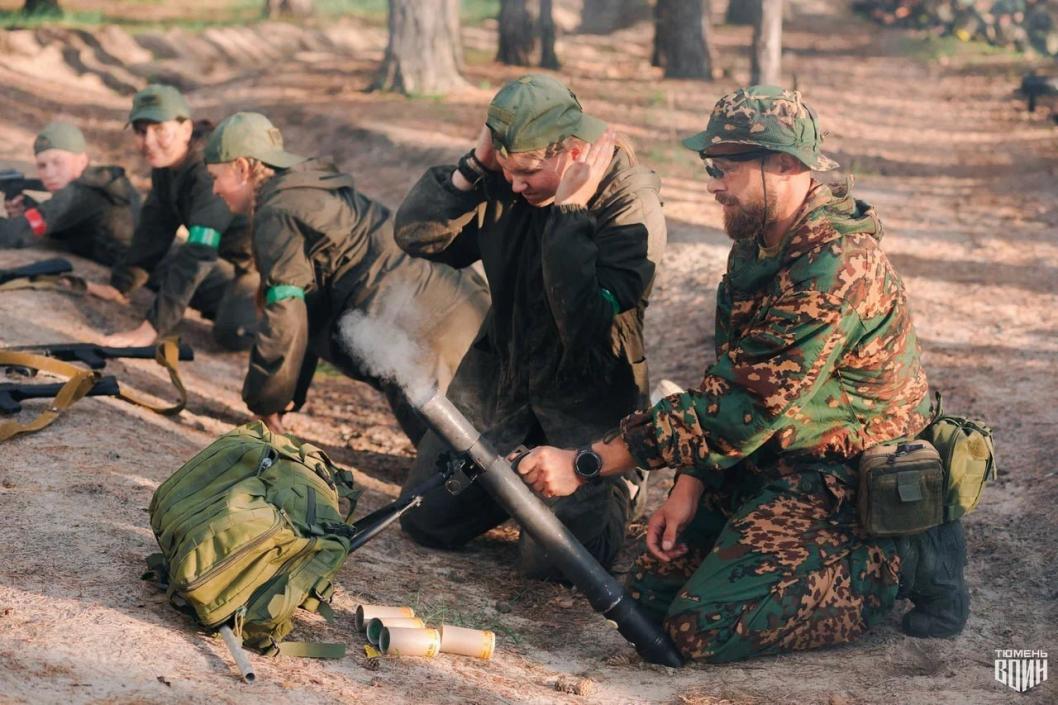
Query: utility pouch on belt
858,441,945,537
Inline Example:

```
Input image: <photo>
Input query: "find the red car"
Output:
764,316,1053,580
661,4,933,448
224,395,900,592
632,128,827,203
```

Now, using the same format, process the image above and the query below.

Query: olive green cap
34,122,87,155
204,112,306,168
485,74,607,156
128,84,191,125
682,85,839,171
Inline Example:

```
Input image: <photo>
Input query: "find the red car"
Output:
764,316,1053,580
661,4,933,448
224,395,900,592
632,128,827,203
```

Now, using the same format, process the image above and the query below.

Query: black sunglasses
699,148,775,179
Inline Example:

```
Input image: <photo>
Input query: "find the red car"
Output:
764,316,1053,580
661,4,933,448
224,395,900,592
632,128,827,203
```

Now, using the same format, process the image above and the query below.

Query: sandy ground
0,2,1056,704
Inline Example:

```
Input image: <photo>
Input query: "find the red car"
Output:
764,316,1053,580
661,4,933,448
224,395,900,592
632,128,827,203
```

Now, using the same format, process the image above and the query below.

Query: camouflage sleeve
540,191,658,354
111,182,178,293
622,283,860,475
242,210,315,416
0,216,33,247
393,165,485,269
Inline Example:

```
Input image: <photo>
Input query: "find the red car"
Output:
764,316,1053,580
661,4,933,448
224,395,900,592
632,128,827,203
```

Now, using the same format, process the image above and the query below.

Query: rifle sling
0,274,87,295
0,338,189,442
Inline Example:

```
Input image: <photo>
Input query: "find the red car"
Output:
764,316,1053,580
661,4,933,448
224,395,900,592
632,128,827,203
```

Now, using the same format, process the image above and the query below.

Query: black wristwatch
456,150,486,188
573,447,603,482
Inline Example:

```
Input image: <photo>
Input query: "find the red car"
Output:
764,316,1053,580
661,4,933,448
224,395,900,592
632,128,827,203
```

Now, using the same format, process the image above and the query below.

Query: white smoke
337,283,438,407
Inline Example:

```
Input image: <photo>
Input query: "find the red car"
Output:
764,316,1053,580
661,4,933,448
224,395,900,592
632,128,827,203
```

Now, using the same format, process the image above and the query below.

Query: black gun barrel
0,169,45,199
8,342,195,369
0,375,120,414
0,258,73,286
415,390,684,667
345,471,448,553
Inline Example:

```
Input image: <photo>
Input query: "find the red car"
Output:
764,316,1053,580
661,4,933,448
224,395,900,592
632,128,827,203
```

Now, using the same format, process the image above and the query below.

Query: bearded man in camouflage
516,86,970,662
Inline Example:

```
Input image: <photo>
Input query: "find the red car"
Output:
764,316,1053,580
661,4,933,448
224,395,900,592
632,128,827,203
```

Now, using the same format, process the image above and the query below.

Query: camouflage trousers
627,461,901,663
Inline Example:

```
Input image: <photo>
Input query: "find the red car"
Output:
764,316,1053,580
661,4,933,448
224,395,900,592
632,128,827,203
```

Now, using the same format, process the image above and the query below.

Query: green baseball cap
128,84,191,125
34,122,87,155
682,85,838,171
204,112,306,168
485,74,607,156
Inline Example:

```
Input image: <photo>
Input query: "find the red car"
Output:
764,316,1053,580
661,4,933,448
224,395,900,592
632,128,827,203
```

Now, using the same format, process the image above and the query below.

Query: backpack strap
928,390,944,425
115,338,188,416
0,350,99,442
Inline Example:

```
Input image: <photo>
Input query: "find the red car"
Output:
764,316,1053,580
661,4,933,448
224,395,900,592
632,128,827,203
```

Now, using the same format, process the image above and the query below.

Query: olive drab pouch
917,391,997,523
858,441,945,537
145,421,360,658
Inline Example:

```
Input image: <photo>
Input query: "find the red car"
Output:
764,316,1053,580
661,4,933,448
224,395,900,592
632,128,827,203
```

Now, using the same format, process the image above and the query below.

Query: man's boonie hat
34,122,87,155
128,84,191,125
204,112,306,169
486,74,607,156
682,85,838,171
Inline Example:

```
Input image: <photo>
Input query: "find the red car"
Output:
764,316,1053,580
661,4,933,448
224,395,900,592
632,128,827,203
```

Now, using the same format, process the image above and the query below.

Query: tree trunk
497,0,535,65
578,0,649,34
751,0,782,85
539,0,560,69
702,0,718,77
372,0,468,95
726,0,759,25
653,0,712,79
22,0,61,13
263,0,314,18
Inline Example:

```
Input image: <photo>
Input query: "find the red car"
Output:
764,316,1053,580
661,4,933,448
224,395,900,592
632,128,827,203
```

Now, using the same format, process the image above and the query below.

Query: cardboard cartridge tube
380,627,441,657
440,624,496,660
366,616,425,646
355,604,415,632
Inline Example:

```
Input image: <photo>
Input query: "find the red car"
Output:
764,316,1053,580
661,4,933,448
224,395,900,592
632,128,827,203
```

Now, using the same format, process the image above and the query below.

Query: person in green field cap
0,121,141,266
204,112,489,442
98,84,260,351
516,85,969,661
394,74,667,579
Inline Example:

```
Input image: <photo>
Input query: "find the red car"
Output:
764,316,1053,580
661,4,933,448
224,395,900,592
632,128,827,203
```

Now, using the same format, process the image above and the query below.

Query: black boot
896,520,970,638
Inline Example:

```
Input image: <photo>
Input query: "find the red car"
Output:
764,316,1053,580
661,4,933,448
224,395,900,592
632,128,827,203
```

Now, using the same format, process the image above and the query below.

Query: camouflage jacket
0,165,141,265
110,138,253,337
622,179,931,478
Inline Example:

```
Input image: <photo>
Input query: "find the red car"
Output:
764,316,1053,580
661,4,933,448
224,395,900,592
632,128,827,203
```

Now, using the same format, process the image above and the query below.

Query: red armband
23,208,46,237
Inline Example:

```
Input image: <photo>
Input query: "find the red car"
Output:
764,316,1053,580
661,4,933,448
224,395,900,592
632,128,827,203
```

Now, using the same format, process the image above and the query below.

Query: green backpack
918,392,998,523
146,421,360,657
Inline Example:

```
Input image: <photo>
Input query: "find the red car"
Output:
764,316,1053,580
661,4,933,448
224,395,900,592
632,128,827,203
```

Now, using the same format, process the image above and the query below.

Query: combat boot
896,519,970,638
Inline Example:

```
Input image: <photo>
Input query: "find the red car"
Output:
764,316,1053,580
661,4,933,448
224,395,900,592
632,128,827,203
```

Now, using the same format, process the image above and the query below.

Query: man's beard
720,192,778,242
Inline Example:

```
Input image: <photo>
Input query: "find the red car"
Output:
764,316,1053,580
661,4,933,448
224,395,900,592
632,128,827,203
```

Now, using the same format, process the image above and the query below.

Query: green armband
186,225,222,248
600,288,620,316
265,284,305,305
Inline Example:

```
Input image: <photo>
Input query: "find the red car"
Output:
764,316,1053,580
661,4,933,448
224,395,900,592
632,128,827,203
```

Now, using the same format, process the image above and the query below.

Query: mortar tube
416,391,684,668
218,625,255,684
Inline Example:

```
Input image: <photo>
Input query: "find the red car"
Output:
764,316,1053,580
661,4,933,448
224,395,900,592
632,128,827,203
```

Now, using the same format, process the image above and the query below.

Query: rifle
0,375,119,414
6,341,195,370
0,168,45,201
0,258,73,286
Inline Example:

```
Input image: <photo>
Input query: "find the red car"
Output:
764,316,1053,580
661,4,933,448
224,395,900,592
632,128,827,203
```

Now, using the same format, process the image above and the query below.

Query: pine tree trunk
22,0,61,13
262,0,313,18
702,0,718,77
372,0,468,95
497,0,535,65
653,0,711,79
751,0,782,85
578,0,649,34
726,0,759,25
539,0,560,69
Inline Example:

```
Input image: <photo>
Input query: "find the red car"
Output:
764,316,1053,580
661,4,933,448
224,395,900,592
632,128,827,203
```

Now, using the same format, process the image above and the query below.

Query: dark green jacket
395,149,666,448
110,138,252,336
0,165,140,265
245,159,484,415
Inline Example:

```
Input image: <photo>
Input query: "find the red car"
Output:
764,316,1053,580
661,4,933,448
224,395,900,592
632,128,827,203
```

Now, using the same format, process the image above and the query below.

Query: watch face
575,449,602,478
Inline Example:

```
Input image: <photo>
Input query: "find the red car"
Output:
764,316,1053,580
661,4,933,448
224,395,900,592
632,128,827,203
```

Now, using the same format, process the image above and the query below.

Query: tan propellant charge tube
440,624,496,659
366,617,426,645
380,627,441,657
355,604,415,632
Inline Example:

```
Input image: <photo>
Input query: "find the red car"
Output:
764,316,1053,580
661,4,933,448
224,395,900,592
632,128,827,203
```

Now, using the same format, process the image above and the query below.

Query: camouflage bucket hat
682,85,839,171
128,84,192,125
34,122,87,155
486,74,607,156
204,112,306,169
